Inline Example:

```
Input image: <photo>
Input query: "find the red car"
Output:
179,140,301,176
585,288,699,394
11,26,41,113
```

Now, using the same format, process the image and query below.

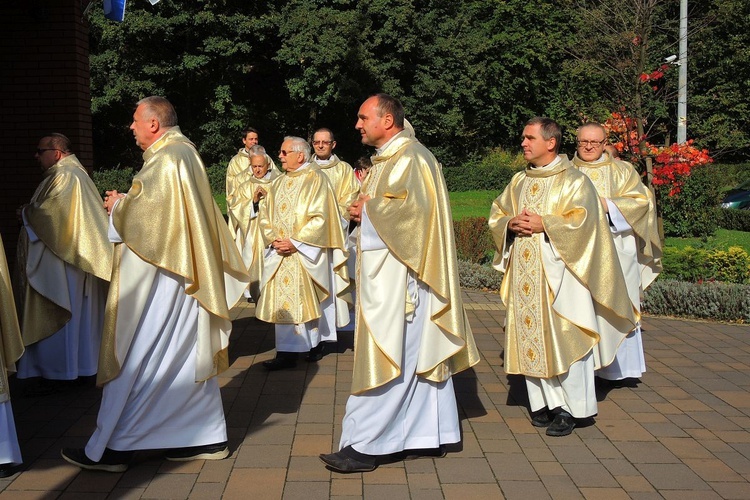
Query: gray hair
136,96,178,127
284,136,311,163
248,145,269,164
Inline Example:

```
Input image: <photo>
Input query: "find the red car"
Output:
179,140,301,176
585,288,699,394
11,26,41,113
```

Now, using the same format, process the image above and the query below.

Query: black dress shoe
262,353,297,371
319,451,376,473
401,445,447,460
531,409,553,428
305,344,324,362
165,441,229,461
61,448,130,472
546,412,576,437
0,463,20,478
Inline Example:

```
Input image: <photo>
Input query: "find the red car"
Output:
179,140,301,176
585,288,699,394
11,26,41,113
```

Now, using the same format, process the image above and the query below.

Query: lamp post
677,0,688,144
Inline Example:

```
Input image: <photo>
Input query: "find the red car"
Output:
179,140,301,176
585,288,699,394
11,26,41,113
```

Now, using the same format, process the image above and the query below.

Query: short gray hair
248,145,269,164
284,136,311,163
137,96,178,128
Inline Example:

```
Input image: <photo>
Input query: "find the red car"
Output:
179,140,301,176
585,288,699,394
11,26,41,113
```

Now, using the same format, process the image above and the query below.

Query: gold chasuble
19,154,112,346
352,132,479,394
99,128,249,385
255,167,349,325
310,155,360,219
229,168,281,299
0,235,23,404
226,150,278,238
489,156,637,378
572,152,662,289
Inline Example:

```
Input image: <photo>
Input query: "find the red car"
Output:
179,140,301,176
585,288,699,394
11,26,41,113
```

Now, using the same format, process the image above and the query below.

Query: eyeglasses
36,148,61,154
576,140,606,147
279,150,300,156
312,141,333,146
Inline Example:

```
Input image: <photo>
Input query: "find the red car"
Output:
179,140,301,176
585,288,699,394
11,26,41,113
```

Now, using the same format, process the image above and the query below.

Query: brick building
0,1,92,264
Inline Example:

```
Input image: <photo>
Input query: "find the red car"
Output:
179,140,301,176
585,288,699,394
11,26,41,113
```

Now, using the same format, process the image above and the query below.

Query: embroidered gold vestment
572,153,662,289
489,156,637,378
255,167,349,325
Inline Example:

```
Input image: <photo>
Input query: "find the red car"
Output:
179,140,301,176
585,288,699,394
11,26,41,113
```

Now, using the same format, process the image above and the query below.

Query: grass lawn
447,190,750,253
665,229,750,253
449,190,498,220
215,193,227,215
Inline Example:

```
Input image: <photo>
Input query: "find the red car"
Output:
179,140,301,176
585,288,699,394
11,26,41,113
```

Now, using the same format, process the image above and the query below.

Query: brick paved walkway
1,290,749,499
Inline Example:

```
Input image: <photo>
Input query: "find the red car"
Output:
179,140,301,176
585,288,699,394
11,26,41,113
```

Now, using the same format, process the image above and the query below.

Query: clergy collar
573,151,612,168
525,155,569,178
314,154,337,166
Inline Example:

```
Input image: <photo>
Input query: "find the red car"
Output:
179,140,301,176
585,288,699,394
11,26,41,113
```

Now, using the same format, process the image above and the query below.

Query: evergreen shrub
642,279,750,323
661,246,750,284
92,166,136,196
443,148,525,191
717,208,750,232
453,217,495,264
206,163,227,196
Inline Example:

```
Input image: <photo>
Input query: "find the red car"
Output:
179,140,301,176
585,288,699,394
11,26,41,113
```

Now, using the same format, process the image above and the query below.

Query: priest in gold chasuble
573,123,662,384
0,234,24,476
225,128,278,240
319,95,479,474
309,128,360,343
489,117,637,437
256,136,349,370
62,97,249,472
227,146,281,301
17,133,112,390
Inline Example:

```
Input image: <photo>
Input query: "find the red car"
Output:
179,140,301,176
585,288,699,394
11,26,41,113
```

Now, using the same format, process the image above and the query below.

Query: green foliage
657,165,720,237
706,247,750,285
205,163,227,197
92,166,136,196
453,217,495,265
660,245,750,284
688,1,750,159
665,229,750,253
457,260,503,291
449,190,497,221
642,280,750,323
717,208,750,232
444,148,525,192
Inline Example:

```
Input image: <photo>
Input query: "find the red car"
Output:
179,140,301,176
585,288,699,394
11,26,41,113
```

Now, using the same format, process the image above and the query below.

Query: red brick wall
0,1,92,264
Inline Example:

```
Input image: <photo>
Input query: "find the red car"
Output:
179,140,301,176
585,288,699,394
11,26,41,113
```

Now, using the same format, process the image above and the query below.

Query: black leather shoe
531,409,553,428
546,412,576,437
0,463,20,478
319,451,376,473
61,448,129,472
305,344,324,362
165,441,229,461
262,353,297,371
402,445,447,461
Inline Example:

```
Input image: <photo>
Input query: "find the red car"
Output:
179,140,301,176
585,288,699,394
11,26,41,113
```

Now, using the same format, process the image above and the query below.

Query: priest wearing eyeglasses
255,136,350,370
572,122,662,388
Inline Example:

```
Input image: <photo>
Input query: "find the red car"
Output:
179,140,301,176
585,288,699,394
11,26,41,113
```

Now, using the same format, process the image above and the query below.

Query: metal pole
677,0,688,143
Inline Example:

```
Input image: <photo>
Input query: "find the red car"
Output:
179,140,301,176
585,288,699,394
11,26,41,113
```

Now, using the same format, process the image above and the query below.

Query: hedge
443,148,525,192
717,208,750,232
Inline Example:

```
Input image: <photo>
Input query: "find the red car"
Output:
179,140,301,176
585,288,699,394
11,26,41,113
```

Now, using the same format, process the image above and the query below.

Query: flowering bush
649,140,713,196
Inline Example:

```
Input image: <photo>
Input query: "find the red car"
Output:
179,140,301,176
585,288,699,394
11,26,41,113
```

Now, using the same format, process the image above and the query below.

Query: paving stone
141,473,198,499
443,483,506,499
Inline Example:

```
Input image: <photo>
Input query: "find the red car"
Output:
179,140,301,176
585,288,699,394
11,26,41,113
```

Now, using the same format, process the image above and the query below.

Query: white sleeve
606,199,632,234
291,239,322,262
359,204,387,251
108,198,124,243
